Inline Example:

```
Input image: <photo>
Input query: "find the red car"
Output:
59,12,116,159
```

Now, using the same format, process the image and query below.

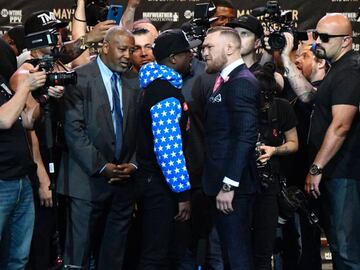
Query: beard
205,51,227,74
311,43,327,60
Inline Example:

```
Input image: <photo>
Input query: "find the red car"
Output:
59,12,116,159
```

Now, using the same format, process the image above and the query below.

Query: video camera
183,2,217,42
27,51,77,104
251,0,307,51
278,183,320,227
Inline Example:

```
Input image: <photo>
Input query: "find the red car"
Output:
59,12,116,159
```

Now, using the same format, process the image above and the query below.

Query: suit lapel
121,77,130,133
92,62,115,136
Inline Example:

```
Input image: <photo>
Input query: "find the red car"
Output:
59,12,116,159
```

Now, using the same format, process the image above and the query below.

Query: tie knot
213,75,224,93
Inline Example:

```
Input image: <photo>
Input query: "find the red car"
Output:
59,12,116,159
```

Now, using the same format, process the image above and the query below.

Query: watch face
310,164,321,175
222,183,232,192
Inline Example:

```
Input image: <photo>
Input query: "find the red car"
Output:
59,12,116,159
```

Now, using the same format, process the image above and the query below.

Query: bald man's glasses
312,31,348,43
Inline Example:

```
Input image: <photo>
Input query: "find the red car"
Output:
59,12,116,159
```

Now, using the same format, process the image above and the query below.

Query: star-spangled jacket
137,62,191,199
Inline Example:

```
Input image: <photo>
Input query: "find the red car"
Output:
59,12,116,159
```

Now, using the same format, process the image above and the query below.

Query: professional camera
27,53,77,104
182,2,217,42
278,183,320,227
251,0,307,51
255,141,275,190
25,28,59,51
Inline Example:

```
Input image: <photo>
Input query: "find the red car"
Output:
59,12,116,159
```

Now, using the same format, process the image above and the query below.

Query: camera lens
268,32,286,50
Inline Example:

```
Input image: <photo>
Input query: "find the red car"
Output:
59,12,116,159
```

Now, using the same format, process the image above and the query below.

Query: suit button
111,142,115,145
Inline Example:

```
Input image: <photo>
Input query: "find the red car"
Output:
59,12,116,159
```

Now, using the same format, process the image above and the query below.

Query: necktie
213,75,224,93
111,73,123,160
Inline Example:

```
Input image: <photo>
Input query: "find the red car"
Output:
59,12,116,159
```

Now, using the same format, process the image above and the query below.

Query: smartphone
107,5,123,25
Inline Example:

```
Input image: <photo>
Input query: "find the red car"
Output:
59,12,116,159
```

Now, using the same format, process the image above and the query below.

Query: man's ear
169,54,177,64
255,38,262,50
102,41,109,54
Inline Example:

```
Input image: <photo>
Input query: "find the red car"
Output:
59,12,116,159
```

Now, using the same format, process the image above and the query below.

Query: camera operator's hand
86,20,116,43
47,86,65,99
108,163,136,183
174,200,191,222
15,66,47,92
305,174,322,199
216,190,234,214
257,145,276,163
281,32,295,58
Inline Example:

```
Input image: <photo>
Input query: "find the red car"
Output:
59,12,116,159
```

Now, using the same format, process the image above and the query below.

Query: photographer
10,10,74,270
0,69,46,269
252,63,298,270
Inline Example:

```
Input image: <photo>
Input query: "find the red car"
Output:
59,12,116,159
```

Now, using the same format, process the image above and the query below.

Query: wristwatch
309,164,323,176
221,183,234,192
79,35,91,50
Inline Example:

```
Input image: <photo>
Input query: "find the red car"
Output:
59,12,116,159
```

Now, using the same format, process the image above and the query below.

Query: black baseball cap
226,15,264,38
153,29,201,61
24,10,68,36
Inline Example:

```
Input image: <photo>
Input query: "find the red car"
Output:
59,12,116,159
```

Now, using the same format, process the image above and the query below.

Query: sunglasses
312,31,349,43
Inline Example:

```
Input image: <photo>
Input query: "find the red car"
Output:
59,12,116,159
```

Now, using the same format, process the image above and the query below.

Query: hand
257,145,276,163
47,86,65,99
86,20,116,43
216,190,234,214
127,0,141,9
174,200,191,222
281,32,295,57
16,66,46,92
305,173,322,199
38,182,53,207
108,163,136,183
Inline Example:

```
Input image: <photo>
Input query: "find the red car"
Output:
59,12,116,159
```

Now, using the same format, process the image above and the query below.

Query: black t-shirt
259,98,298,193
0,78,36,180
309,50,360,179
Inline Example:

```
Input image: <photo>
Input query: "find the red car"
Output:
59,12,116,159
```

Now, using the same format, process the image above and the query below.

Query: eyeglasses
312,31,349,43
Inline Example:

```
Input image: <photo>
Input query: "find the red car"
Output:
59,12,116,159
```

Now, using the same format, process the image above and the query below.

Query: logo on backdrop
1,8,22,23
143,12,179,22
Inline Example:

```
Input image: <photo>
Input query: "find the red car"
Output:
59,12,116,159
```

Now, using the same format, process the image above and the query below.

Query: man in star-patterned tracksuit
135,29,200,270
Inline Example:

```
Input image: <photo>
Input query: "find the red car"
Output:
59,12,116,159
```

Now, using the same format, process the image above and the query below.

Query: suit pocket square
209,94,222,103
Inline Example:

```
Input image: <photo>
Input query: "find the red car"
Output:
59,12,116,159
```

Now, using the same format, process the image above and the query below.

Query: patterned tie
212,75,224,93
111,73,123,160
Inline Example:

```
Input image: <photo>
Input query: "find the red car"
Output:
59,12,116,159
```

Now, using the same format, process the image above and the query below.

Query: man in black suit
201,26,260,270
57,26,139,269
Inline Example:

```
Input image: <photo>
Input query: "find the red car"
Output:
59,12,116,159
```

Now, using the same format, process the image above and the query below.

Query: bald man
202,27,259,270
282,14,360,270
57,26,140,269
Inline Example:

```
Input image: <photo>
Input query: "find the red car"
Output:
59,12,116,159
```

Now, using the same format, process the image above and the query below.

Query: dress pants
215,194,255,270
64,193,134,270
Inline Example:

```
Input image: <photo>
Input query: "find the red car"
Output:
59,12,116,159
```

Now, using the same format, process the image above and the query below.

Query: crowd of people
1,0,360,270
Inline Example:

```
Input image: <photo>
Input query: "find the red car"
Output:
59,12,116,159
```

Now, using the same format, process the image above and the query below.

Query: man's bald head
317,13,352,36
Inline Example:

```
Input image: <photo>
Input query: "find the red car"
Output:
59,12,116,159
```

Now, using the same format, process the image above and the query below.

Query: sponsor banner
0,0,359,49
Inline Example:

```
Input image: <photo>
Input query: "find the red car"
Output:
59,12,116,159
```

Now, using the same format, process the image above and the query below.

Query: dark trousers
252,193,279,270
135,173,178,270
215,194,255,270
64,194,133,270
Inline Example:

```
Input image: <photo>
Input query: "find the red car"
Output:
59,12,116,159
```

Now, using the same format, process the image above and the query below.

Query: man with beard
136,29,198,270
201,26,259,270
281,14,360,270
57,27,139,269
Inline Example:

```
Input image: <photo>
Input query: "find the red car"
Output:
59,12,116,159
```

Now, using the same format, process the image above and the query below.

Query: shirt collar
97,56,118,79
220,58,245,80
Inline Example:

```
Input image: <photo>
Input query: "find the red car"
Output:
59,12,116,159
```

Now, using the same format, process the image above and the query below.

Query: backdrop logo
143,12,179,22
184,10,193,19
1,9,22,23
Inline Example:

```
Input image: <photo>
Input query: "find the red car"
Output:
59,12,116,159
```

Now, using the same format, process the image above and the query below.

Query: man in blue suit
201,26,260,270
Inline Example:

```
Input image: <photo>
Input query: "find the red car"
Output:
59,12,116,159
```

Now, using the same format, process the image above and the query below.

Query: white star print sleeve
150,97,191,193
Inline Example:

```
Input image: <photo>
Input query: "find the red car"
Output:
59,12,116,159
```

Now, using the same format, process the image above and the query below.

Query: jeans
0,177,35,270
135,172,178,270
321,178,360,270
